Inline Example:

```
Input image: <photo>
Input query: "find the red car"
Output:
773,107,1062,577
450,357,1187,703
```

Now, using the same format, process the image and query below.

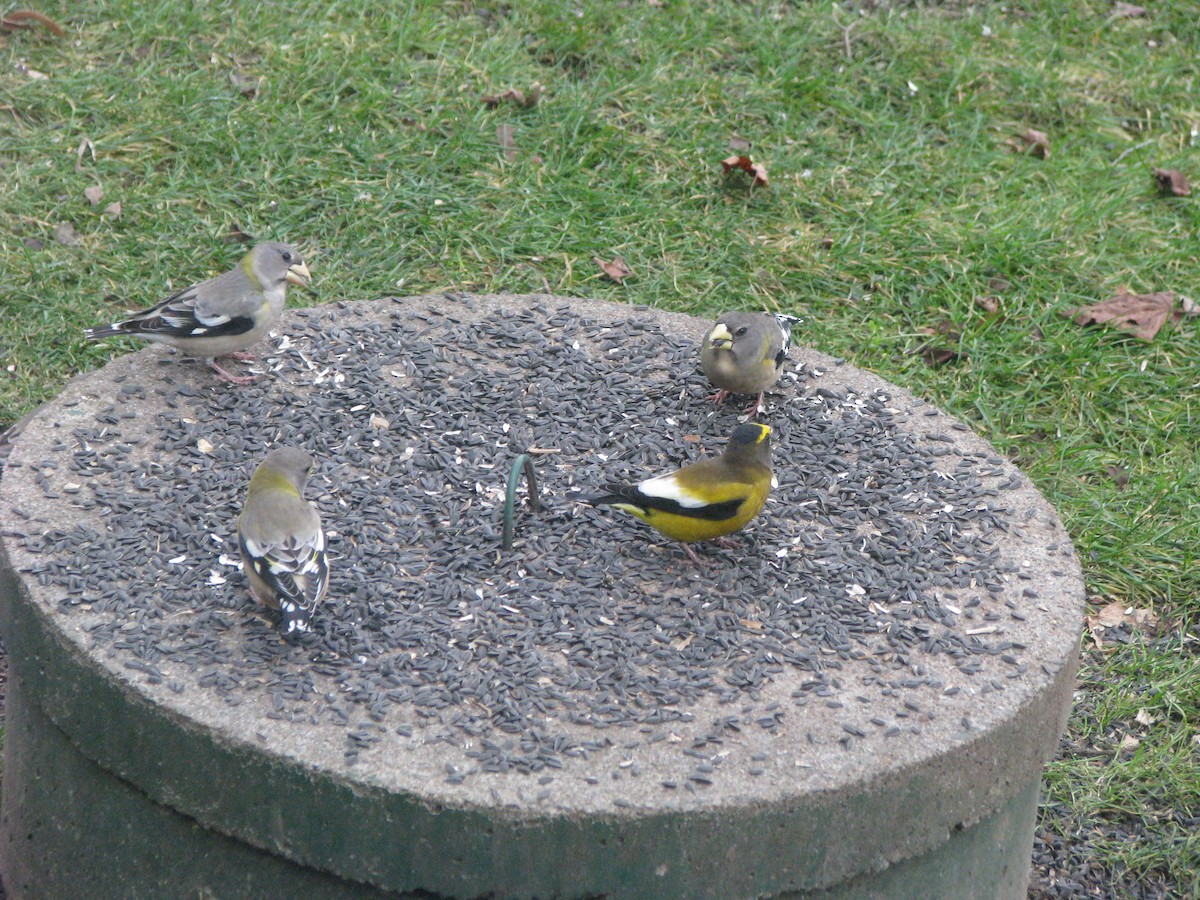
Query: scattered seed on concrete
4,295,1079,787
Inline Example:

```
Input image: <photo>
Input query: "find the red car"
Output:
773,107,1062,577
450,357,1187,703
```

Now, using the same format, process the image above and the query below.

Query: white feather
637,474,705,508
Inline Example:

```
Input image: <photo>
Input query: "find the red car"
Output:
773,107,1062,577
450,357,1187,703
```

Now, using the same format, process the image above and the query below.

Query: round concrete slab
0,294,1083,898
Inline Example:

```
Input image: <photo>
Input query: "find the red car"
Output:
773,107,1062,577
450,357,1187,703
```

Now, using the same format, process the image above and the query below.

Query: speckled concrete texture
0,294,1084,898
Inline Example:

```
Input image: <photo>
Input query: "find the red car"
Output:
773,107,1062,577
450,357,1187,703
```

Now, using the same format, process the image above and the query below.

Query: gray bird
700,311,800,416
84,242,311,384
237,447,329,638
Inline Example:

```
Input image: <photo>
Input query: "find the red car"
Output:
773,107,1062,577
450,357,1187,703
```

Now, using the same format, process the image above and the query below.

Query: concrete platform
0,294,1084,898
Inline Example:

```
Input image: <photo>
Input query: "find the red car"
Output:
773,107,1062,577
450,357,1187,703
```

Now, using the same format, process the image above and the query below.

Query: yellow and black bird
237,447,329,638
700,311,800,416
586,423,773,564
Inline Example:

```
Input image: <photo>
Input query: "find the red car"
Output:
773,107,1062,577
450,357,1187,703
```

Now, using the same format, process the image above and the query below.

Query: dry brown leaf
920,346,965,368
222,224,255,244
1135,708,1156,727
1008,127,1050,159
481,84,544,109
1092,600,1129,628
721,155,769,188
1103,465,1129,488
1152,167,1190,197
84,184,103,206
594,256,632,284
229,70,262,97
975,295,1001,314
1086,600,1159,641
1065,290,1183,341
1119,734,1141,752
103,201,122,219
913,320,965,367
74,137,94,173
53,221,80,246
1113,2,1147,16
496,123,517,162
1,9,66,35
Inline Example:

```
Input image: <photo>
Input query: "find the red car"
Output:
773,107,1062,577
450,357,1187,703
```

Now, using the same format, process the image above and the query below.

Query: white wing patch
637,474,705,508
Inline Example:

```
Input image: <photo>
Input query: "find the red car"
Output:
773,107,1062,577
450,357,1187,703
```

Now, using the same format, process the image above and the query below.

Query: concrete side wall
0,673,392,900
0,541,1071,899
1,666,1040,900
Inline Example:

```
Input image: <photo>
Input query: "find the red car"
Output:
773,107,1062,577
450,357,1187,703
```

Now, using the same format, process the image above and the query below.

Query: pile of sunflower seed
5,294,1076,782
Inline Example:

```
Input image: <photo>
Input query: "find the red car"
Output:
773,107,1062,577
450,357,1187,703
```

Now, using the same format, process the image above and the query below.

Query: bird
585,422,773,564
237,447,329,638
700,311,801,416
84,242,311,384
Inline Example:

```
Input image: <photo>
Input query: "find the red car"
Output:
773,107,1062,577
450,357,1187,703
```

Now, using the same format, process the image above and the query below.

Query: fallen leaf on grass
1119,734,1140,752
721,155,769,188
920,346,964,367
84,184,103,206
481,83,544,109
103,201,122,219
23,237,43,250
1064,290,1185,341
222,224,255,244
1007,127,1050,159
594,256,632,283
1152,167,1190,197
975,295,1001,314
229,70,262,97
1113,2,1147,17
496,123,517,162
74,137,94,173
53,221,80,246
914,320,965,368
1103,465,1129,488
728,135,752,152
1,10,66,35
1086,599,1159,648
1135,708,1156,727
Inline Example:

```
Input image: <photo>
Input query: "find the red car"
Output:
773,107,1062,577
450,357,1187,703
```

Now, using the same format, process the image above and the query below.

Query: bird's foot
707,389,732,406
712,537,741,550
681,543,709,566
208,359,259,385
742,393,766,418
228,350,259,362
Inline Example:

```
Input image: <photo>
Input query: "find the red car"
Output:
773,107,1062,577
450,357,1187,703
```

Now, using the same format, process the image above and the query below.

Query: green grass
3,0,1199,891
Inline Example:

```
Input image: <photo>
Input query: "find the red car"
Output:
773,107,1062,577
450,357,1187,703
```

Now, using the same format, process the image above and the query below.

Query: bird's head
246,242,312,290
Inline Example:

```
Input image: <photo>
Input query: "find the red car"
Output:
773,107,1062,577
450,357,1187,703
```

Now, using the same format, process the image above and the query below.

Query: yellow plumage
587,423,773,563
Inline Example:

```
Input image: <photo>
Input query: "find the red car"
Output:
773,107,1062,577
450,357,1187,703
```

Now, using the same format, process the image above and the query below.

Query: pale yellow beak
285,261,312,287
707,323,733,350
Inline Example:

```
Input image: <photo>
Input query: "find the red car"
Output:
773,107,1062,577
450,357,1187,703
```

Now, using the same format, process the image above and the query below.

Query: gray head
257,446,315,489
244,242,311,289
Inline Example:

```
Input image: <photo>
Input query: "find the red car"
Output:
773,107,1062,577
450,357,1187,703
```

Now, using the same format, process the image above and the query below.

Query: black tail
83,324,125,341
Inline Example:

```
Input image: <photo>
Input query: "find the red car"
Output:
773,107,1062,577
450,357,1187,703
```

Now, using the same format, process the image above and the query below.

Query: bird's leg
207,359,259,385
712,536,741,549
228,350,258,362
681,543,706,565
742,392,766,418
707,389,732,406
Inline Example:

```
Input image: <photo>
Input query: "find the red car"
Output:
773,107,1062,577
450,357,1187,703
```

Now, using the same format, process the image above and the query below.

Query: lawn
2,0,1198,894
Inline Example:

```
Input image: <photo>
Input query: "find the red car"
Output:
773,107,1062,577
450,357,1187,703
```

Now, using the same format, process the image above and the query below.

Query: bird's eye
735,327,749,337
281,250,293,262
